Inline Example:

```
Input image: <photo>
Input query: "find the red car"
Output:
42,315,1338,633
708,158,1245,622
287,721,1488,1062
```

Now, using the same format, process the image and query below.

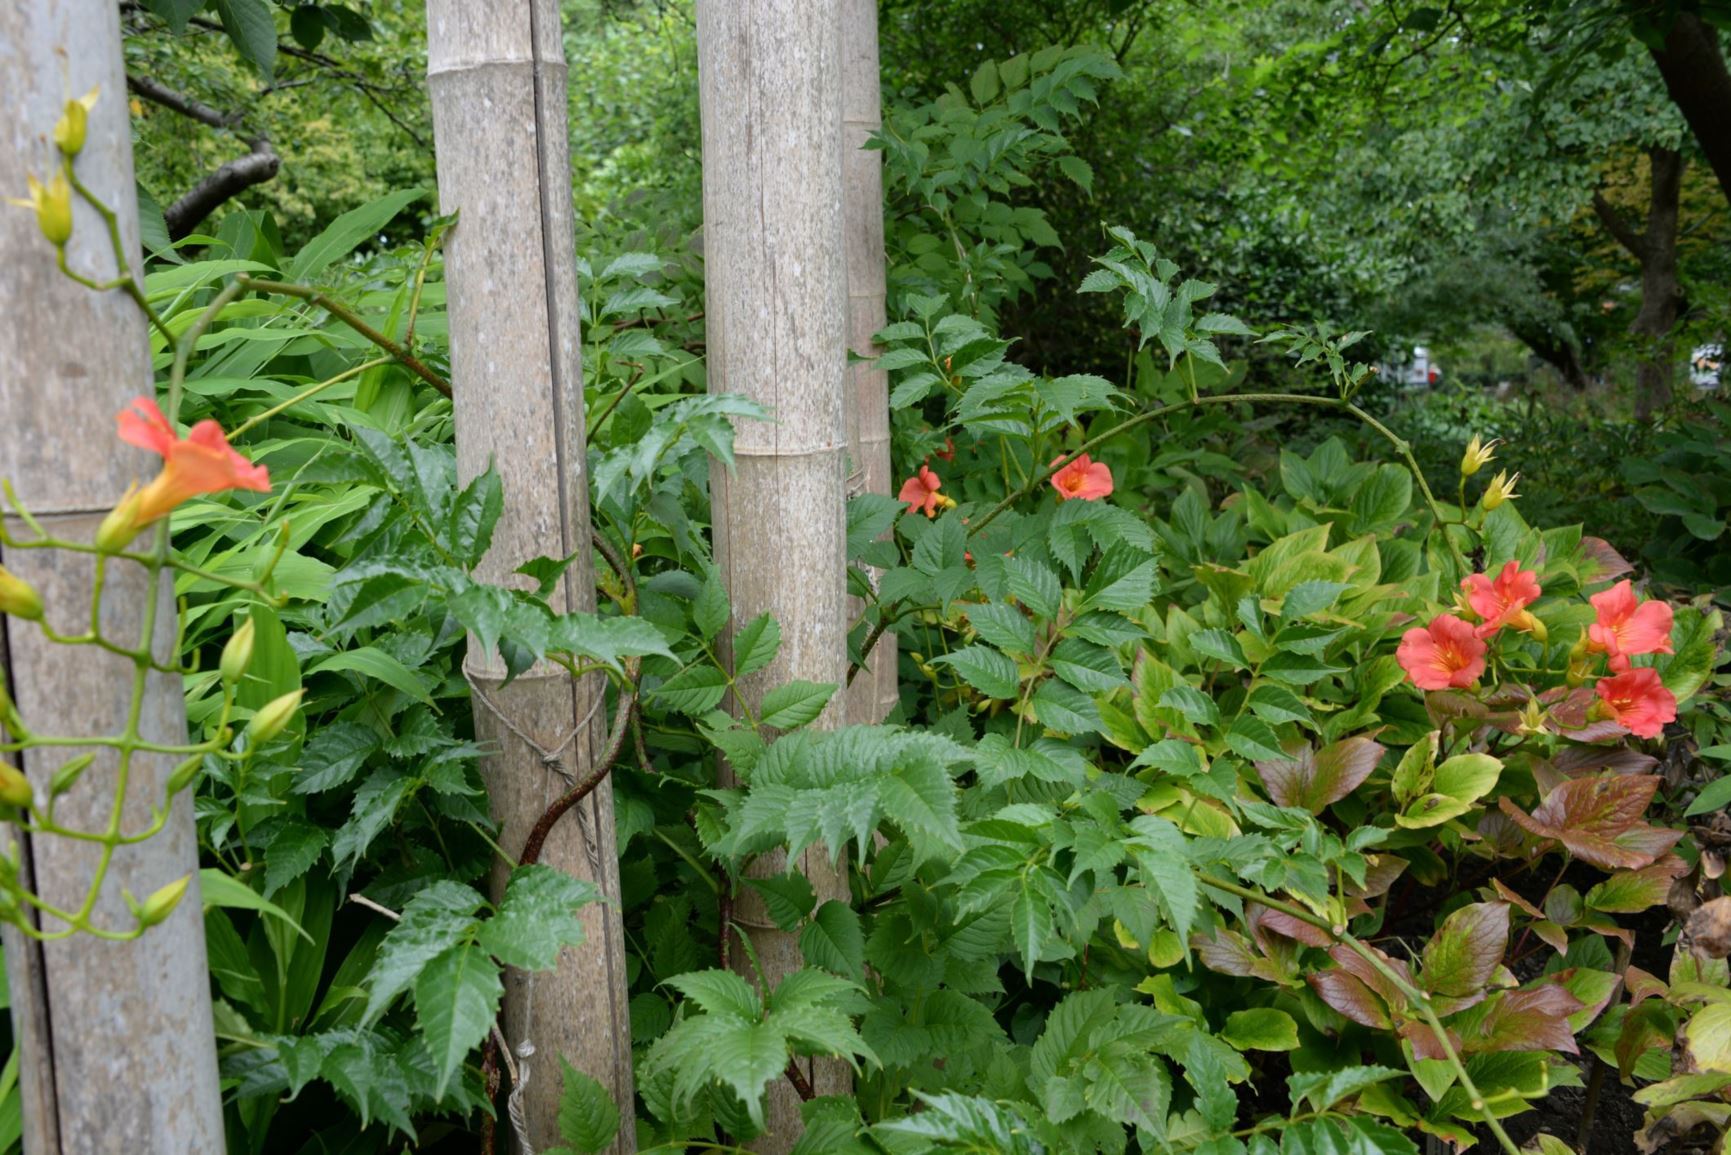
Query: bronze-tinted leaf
1467,984,1583,1055
1398,1019,1464,1062
1579,536,1634,582
1586,856,1689,914
1420,902,1509,997
1309,969,1392,1029
1499,775,1683,870
1193,930,1286,984
1254,905,1333,948
1254,735,1384,814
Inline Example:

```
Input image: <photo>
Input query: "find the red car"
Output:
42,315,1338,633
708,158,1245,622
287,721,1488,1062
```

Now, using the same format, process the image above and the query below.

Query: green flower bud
0,564,44,621
94,488,146,553
49,753,94,797
246,689,304,746
221,618,256,685
137,874,190,928
165,755,203,795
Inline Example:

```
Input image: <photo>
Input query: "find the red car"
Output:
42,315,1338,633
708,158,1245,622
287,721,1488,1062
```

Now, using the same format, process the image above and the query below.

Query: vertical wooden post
0,3,224,1151
696,0,851,1147
424,3,635,1149
841,0,898,729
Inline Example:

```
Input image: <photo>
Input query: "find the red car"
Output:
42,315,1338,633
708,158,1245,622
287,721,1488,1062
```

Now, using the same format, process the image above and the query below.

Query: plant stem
235,276,452,397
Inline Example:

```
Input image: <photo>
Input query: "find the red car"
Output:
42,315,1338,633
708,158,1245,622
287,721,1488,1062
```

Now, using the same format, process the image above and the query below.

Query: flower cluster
896,451,1114,518
1397,565,1677,738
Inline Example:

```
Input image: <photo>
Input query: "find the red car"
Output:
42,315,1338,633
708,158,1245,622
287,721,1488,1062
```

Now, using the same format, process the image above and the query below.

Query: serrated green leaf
758,680,837,729
415,940,503,1099
555,1059,621,1153
933,645,1021,699
476,865,598,970
732,613,782,678
799,901,865,981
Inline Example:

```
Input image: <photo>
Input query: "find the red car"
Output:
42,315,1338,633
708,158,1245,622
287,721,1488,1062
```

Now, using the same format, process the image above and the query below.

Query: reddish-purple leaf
1254,735,1384,814
1420,902,1510,997
1466,984,1583,1055
1399,1019,1464,1062
1309,969,1393,1029
1193,930,1286,984
1328,943,1412,1007
1552,746,1659,778
1499,775,1683,870
1255,905,1333,948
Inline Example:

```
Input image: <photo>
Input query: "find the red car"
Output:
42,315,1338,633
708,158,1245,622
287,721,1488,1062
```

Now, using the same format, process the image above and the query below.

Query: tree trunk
1511,324,1592,391
696,1,850,1149
424,3,636,1150
1649,12,1731,212
842,0,898,729
0,3,224,1151
1593,147,1685,422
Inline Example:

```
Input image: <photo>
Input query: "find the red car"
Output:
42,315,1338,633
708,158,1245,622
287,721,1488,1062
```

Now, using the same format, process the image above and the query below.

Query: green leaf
707,1018,790,1130
1288,1065,1405,1112
1128,816,1197,943
743,872,817,931
363,881,486,1022
1659,607,1721,702
651,664,729,715
732,613,782,678
555,1059,621,1154
199,868,311,941
969,59,1001,104
758,680,837,729
694,572,731,641
287,187,425,281
933,645,1020,700
1190,628,1247,668
1221,1008,1300,1051
307,646,434,706
667,970,762,1018
799,901,865,981
415,940,504,1098
262,820,329,897
476,865,598,970
213,0,276,77
1057,154,1094,195
1686,774,1731,818
1006,557,1061,619
1159,684,1219,726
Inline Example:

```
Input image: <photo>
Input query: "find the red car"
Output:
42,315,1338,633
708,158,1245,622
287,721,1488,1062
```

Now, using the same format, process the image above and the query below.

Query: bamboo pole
841,0,898,729
0,3,223,1151
424,3,635,1149
696,1,851,1148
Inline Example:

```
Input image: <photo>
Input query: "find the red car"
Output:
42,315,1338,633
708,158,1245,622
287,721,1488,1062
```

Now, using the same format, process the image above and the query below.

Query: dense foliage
1,2,1728,1154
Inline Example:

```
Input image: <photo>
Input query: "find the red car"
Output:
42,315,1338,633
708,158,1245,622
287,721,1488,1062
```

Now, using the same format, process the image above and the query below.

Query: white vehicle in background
1384,345,1442,389
1691,343,1722,389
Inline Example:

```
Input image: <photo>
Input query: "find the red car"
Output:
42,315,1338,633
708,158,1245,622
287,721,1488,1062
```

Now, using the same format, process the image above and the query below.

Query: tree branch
125,74,241,130
1591,190,1646,262
126,72,280,239
163,146,280,239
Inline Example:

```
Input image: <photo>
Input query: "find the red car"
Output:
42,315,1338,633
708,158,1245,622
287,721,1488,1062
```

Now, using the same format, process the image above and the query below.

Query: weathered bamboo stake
841,0,898,730
696,1,851,1148
0,3,223,1151
424,3,635,1149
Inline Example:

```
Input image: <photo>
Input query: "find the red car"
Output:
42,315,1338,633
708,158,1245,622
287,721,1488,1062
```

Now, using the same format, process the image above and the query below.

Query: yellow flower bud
221,618,257,685
0,762,33,809
1460,435,1500,478
1481,470,1519,511
137,874,190,928
52,86,99,158
246,689,304,745
7,173,73,247
0,565,43,621
95,488,146,552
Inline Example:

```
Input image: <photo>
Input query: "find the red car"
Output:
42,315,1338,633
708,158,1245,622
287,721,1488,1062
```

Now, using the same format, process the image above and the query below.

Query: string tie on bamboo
462,662,608,874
